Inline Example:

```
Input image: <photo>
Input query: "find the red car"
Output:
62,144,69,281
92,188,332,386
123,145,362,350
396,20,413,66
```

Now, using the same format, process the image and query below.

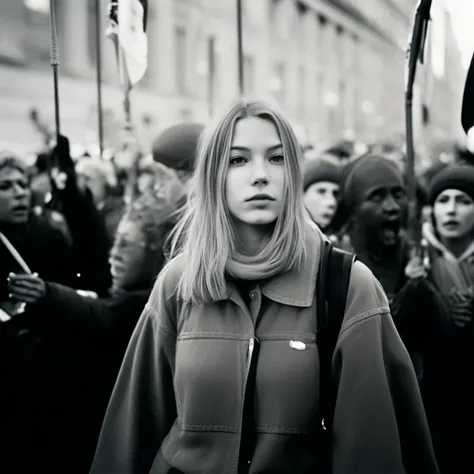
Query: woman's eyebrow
230,144,283,152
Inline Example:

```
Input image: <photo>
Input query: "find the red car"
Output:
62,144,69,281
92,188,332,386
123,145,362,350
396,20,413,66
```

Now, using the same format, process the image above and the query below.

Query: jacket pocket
174,335,244,431
254,335,320,434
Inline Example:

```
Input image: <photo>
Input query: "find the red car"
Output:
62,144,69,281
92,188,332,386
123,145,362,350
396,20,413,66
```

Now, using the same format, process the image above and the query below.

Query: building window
296,2,307,52
316,71,323,113
339,80,346,130
270,62,286,104
269,0,279,24
23,0,50,61
244,55,255,94
298,65,306,111
24,0,49,13
206,35,218,115
175,26,187,94
87,0,98,67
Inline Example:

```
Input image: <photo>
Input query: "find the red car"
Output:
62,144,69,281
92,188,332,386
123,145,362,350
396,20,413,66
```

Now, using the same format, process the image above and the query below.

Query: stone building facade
0,0,466,156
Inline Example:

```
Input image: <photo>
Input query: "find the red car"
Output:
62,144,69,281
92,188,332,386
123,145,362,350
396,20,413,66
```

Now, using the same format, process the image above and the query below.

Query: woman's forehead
231,116,281,150
437,188,473,200
0,166,26,181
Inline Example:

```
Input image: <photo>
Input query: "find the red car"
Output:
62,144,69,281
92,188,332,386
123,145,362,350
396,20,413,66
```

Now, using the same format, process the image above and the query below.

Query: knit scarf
225,241,287,282
225,219,315,281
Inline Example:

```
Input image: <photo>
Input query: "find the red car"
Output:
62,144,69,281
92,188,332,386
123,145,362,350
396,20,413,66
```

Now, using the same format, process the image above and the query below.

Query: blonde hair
167,98,307,304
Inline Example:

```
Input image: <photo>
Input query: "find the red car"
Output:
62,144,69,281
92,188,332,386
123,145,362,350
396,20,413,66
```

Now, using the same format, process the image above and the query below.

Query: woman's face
433,189,474,241
303,181,339,230
225,116,285,231
0,167,31,225
109,219,150,292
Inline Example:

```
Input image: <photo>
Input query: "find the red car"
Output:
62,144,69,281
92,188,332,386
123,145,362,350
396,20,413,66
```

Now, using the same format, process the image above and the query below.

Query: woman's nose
14,184,28,198
250,160,269,186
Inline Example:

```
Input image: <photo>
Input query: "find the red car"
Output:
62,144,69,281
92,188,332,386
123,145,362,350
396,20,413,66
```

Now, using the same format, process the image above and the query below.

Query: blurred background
0,0,471,165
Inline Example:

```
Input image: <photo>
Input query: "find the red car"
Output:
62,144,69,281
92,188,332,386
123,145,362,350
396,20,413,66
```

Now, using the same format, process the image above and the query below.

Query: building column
60,0,90,76
0,0,26,61
156,0,175,94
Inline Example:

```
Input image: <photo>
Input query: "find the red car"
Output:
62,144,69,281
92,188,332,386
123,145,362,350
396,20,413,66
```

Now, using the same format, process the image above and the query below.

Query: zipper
247,337,255,369
236,336,259,473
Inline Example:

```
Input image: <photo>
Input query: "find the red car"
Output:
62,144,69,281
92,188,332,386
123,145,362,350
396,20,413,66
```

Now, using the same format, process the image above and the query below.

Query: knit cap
330,154,405,232
303,158,342,191
152,123,204,172
428,164,474,205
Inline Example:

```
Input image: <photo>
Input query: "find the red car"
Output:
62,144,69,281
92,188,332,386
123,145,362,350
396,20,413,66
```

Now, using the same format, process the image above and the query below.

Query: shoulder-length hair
167,98,307,304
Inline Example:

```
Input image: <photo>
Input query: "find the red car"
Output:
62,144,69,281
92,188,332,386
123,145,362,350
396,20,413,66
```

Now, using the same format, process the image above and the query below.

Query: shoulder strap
316,239,356,430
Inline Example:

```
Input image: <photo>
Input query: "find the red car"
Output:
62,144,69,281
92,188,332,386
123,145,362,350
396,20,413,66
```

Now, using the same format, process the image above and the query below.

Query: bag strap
316,239,356,430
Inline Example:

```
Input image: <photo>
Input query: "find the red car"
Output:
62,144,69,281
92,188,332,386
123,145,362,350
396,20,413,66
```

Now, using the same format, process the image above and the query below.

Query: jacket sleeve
331,261,439,474
89,270,177,474
36,282,110,335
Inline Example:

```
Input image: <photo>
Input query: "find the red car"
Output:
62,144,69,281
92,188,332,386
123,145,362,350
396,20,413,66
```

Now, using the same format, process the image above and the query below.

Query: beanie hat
330,154,405,233
303,158,342,191
428,164,474,205
152,123,204,172
340,154,404,206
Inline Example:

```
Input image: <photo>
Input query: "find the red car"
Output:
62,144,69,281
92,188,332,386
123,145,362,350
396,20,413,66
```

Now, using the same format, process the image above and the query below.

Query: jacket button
250,291,256,299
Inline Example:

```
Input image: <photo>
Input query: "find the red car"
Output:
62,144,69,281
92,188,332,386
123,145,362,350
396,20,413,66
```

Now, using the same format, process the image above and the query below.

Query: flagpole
118,46,133,130
49,0,61,146
405,0,432,248
95,0,105,159
236,0,244,96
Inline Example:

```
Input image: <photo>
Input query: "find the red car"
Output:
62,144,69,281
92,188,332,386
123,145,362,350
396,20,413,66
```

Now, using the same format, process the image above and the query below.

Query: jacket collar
221,222,323,308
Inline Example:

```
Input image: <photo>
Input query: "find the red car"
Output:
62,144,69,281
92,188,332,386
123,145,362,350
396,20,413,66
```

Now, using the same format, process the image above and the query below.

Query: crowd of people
1,96,474,473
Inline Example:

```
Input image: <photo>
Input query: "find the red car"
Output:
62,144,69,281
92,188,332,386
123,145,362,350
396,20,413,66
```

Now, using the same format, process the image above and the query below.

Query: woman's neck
233,222,273,256
441,234,474,259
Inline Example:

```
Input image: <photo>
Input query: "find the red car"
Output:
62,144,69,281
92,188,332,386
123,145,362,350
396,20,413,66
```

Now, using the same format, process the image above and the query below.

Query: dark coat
0,280,149,473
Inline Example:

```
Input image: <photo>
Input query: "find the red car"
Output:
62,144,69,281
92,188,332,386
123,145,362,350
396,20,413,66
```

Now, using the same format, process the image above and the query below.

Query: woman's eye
270,154,284,163
230,156,246,165
459,197,474,206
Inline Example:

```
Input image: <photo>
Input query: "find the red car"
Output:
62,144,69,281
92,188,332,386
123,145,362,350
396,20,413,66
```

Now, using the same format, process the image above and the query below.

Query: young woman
412,164,474,474
90,99,438,474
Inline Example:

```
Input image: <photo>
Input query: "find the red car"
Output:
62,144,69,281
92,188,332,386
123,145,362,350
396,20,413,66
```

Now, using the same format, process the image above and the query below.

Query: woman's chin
242,210,278,226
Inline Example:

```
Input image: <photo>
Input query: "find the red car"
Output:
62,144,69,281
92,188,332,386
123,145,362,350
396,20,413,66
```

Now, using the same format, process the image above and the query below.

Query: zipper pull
248,337,255,358
247,337,259,369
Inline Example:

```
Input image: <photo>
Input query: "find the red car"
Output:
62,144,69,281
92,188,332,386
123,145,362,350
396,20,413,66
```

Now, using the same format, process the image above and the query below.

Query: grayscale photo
1,0,474,473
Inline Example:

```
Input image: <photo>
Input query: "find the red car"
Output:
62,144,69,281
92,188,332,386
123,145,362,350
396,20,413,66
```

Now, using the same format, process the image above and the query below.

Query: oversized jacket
90,226,439,474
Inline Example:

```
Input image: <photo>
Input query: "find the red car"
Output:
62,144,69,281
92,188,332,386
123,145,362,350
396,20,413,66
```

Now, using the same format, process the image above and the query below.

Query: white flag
106,0,148,88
